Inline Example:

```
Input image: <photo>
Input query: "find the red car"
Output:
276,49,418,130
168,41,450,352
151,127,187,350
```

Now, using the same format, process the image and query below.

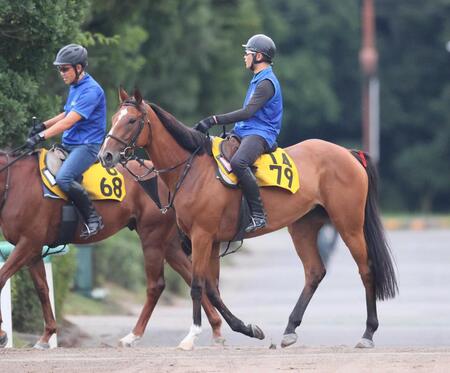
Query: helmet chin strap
250,54,265,71
71,65,84,85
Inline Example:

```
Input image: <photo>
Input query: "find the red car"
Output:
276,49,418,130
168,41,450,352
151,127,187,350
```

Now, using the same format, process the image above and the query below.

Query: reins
0,145,32,173
0,145,33,214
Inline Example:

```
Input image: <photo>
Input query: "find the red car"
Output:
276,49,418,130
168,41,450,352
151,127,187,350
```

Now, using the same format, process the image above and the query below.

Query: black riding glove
193,116,217,133
26,133,45,149
28,122,46,138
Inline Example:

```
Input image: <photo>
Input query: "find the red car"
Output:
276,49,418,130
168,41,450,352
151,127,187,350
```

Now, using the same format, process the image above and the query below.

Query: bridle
106,102,149,166
106,101,202,214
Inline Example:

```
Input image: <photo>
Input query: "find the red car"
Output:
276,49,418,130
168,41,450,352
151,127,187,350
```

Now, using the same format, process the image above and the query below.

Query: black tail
351,150,398,300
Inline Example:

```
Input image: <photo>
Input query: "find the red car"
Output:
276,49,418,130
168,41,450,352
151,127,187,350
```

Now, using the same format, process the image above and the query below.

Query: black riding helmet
53,44,88,68
242,34,276,63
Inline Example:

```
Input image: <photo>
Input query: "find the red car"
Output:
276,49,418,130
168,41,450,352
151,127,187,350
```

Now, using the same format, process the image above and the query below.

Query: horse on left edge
0,151,223,349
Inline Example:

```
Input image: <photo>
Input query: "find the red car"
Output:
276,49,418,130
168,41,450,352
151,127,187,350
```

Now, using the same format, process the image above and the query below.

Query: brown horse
0,152,223,349
99,88,398,350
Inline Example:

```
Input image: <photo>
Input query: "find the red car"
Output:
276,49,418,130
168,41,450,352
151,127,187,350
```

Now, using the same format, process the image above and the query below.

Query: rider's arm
43,112,66,128
214,79,275,125
41,111,82,139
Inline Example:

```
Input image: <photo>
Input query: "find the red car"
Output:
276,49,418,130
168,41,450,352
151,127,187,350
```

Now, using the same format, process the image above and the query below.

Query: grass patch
63,290,126,315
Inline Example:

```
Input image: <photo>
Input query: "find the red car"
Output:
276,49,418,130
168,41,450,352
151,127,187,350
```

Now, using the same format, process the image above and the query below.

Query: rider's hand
193,116,217,133
27,122,46,138
26,133,45,149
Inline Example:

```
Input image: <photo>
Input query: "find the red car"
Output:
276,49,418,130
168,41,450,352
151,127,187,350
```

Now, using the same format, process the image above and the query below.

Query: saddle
212,136,299,194
219,135,241,169
42,145,69,184
39,147,126,202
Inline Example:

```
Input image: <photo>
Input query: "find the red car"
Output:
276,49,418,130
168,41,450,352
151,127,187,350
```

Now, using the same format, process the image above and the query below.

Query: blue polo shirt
62,73,106,145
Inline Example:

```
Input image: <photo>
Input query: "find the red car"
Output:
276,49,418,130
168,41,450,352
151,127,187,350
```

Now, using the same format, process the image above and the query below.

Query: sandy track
1,346,449,373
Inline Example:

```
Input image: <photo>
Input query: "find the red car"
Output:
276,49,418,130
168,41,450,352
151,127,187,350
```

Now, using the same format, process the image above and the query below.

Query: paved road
67,229,450,348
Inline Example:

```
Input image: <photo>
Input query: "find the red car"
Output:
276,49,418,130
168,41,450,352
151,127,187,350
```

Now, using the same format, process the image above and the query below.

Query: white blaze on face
104,108,129,147
117,108,128,124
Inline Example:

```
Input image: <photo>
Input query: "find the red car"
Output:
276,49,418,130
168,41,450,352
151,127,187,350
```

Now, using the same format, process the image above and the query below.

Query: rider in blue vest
194,34,283,232
26,44,106,238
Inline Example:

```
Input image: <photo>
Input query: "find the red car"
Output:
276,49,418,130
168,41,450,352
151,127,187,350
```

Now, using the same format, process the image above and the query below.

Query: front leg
28,258,57,349
205,243,264,340
0,239,40,348
178,229,213,351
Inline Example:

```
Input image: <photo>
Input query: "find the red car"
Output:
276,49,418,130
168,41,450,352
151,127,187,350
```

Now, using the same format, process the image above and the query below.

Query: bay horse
99,88,398,350
0,153,223,349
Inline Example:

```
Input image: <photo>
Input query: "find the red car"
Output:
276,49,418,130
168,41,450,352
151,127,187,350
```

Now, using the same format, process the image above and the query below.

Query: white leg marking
178,324,202,351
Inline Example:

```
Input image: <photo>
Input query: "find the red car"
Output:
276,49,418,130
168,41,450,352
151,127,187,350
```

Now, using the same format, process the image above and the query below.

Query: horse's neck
146,109,191,187
0,154,8,191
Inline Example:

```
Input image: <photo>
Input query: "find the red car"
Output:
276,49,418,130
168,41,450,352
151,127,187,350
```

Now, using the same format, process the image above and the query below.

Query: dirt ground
3,230,450,372
1,346,450,373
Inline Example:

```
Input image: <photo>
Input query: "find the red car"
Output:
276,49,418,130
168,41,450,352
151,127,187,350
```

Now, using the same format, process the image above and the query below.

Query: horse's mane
148,103,209,155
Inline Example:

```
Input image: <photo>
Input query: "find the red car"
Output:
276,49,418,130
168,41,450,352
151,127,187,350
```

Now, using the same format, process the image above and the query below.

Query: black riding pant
230,135,269,178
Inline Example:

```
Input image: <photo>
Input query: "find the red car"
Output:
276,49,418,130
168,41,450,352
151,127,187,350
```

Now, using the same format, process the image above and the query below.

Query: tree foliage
1,0,450,211
0,0,89,146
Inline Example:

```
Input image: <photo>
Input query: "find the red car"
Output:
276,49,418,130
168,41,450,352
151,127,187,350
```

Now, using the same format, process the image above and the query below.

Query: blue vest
62,74,106,145
233,66,283,148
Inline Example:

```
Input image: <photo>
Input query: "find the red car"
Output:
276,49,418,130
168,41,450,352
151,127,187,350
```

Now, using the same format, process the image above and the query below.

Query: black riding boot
239,167,267,233
66,181,104,238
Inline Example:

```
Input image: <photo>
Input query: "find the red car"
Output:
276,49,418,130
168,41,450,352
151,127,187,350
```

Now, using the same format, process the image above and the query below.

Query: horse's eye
129,118,137,124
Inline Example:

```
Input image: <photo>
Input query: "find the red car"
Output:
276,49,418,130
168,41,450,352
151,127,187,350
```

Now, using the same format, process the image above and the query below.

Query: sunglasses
244,50,256,56
57,66,72,73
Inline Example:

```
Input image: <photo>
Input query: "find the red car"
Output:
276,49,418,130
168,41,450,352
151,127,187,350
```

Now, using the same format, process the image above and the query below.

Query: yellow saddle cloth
38,149,126,201
211,137,299,194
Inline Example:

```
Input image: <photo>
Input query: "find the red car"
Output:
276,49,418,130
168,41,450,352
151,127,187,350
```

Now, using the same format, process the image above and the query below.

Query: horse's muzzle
98,151,118,169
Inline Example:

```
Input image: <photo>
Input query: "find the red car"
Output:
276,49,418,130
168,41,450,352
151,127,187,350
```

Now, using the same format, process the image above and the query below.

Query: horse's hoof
177,340,194,351
355,338,374,348
281,333,298,348
33,341,50,350
177,324,201,351
118,332,141,348
250,324,265,340
212,336,226,346
0,333,8,348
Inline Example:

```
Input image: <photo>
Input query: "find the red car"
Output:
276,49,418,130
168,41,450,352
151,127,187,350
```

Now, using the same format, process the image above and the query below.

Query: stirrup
245,216,267,233
80,218,104,238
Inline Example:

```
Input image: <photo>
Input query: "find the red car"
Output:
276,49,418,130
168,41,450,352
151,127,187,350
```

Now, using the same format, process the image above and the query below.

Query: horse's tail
351,150,398,301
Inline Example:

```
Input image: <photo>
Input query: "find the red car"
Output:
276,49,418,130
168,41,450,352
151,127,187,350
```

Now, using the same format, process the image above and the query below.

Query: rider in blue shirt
194,34,282,233
26,44,106,238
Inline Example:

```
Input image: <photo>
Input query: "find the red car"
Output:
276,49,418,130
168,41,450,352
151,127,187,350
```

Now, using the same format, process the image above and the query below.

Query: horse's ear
134,88,143,105
119,86,129,103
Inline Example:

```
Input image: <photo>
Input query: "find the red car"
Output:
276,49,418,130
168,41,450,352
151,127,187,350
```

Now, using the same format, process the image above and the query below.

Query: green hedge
94,229,186,295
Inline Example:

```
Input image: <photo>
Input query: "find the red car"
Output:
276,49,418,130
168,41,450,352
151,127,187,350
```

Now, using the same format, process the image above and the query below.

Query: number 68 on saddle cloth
212,137,300,194
38,149,126,201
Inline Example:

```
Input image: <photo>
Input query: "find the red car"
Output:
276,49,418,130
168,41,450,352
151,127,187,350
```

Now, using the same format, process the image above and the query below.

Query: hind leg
28,258,57,349
281,210,327,348
327,192,378,348
119,231,166,347
338,227,378,348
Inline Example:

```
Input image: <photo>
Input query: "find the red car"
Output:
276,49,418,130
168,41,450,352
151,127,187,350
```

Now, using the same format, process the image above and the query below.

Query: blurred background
1,0,450,347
